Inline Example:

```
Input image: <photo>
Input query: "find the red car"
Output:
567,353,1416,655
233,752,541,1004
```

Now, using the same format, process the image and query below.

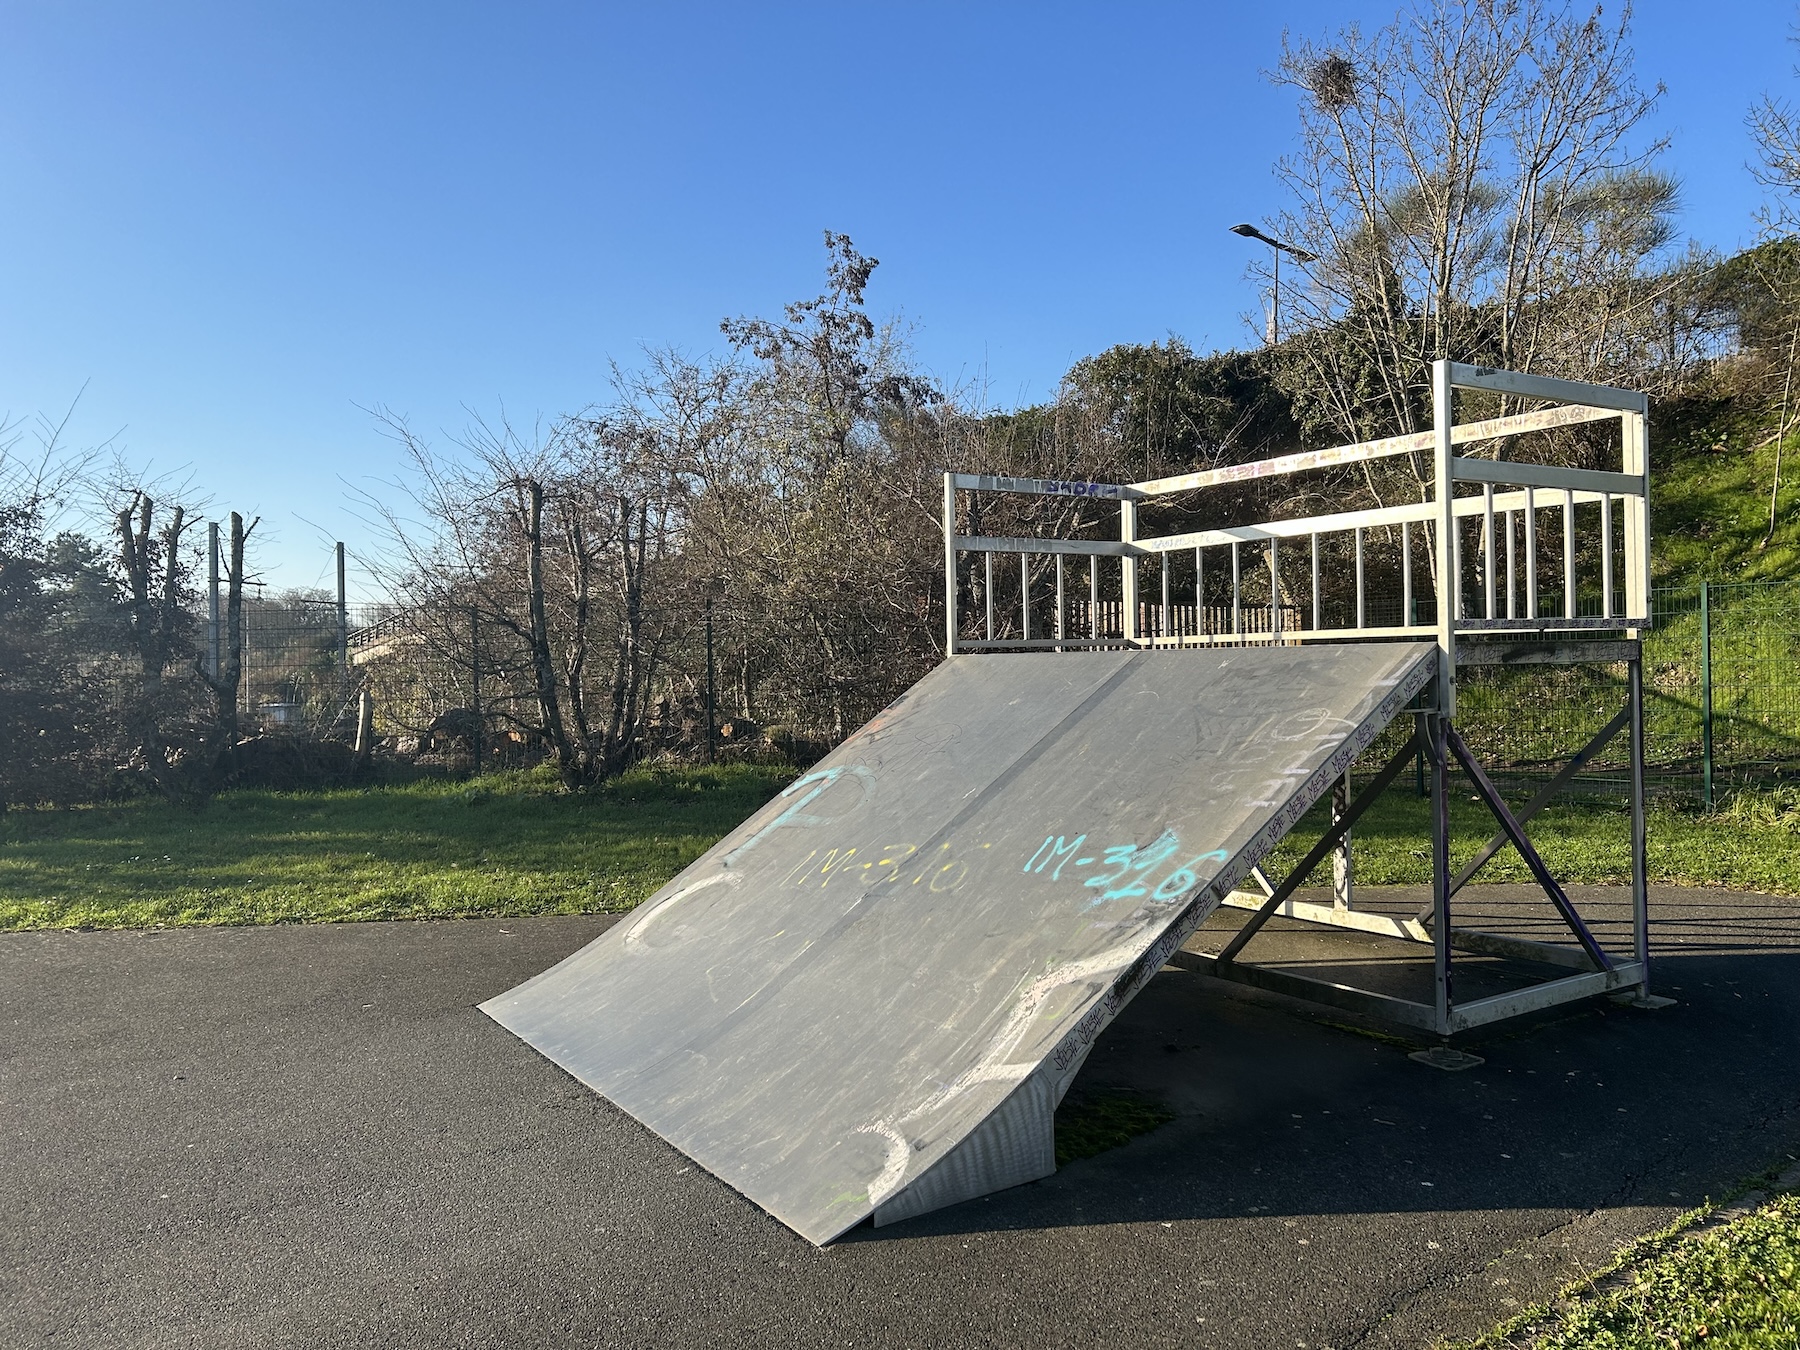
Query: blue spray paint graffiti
722,764,876,866
1025,830,1227,906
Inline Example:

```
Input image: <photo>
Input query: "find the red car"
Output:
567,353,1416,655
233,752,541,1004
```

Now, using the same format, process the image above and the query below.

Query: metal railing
944,360,1652,717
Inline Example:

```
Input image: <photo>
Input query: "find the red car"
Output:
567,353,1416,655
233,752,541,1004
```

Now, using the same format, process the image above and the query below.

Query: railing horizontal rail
1134,486,1615,554
1132,402,1625,497
1449,457,1643,496
1448,361,1648,414
953,534,1134,556
948,473,1133,499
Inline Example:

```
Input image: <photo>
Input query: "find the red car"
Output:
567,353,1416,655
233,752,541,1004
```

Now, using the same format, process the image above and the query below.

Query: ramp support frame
942,360,1658,1037
1201,644,1653,1037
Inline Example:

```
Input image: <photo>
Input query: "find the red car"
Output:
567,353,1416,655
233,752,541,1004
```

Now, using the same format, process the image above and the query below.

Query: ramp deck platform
483,644,1434,1244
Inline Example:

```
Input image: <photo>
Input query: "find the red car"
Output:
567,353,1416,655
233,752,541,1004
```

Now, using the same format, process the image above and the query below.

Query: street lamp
1229,223,1315,345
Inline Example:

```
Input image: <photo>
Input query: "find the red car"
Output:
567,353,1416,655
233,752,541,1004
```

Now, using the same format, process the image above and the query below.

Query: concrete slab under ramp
482,644,1437,1244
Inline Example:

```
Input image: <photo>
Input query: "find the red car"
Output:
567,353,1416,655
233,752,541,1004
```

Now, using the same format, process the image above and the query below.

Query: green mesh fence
1437,579,1800,802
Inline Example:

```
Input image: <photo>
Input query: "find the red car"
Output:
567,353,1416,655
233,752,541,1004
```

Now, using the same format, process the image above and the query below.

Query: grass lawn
4,765,1799,933
1458,1187,1800,1349
0,764,793,930
1264,783,1800,897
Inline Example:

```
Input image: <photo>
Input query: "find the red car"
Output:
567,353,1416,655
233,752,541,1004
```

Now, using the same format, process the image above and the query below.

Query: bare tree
113,490,203,800
195,510,257,768
1748,30,1800,547
1266,0,1675,447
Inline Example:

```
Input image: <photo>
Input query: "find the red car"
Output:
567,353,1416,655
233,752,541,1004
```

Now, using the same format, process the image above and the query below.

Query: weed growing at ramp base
1054,1090,1176,1166
0,764,793,930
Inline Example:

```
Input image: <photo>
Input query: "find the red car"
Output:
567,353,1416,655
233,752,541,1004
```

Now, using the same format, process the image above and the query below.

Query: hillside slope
1653,393,1800,583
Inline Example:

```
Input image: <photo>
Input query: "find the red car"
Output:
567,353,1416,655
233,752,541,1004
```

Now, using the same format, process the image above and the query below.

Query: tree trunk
198,511,254,783
520,479,578,787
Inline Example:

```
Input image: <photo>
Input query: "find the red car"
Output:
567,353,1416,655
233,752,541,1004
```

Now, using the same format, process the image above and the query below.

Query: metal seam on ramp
481,644,1436,1243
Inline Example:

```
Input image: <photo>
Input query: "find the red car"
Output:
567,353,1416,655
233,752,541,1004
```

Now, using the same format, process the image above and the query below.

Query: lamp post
1229,223,1315,345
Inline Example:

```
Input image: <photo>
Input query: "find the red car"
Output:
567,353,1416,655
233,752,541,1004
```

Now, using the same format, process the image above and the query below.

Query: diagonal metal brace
1445,727,1613,972
1215,731,1419,967
1430,703,1632,910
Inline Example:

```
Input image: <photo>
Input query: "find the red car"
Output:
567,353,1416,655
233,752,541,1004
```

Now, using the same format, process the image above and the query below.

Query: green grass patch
1054,1090,1176,1166
0,764,794,930
4,764,1795,934
1456,1192,1800,1349
1653,395,1800,585
1263,784,1800,897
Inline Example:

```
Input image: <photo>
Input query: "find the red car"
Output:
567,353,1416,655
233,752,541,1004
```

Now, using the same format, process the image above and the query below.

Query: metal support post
942,473,958,656
1121,498,1139,643
1331,772,1353,911
1630,656,1651,988
1427,711,1453,1033
1431,360,1457,716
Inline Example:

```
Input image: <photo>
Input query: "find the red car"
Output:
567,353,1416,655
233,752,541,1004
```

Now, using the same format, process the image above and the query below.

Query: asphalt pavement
4,885,1798,1349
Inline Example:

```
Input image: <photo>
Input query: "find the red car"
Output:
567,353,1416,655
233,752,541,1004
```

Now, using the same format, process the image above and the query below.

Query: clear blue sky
2,1,1793,597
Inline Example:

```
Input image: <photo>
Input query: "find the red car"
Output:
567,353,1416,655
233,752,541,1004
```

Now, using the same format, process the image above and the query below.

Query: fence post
207,523,221,682
335,542,349,704
1700,581,1713,808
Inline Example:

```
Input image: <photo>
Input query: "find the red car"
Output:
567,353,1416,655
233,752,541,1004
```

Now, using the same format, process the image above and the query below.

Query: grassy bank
0,765,792,930
1456,1181,1800,1349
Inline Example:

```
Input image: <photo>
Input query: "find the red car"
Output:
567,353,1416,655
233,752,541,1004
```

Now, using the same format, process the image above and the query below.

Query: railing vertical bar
1505,509,1516,619
1450,513,1463,621
1524,486,1538,620
1231,541,1242,638
1310,532,1321,631
1160,552,1170,643
1269,539,1281,641
1401,521,1412,627
1482,484,1496,620
1195,547,1204,643
1563,488,1577,620
1354,527,1365,628
984,550,994,640
1020,552,1031,642
1089,555,1099,641
1600,493,1614,619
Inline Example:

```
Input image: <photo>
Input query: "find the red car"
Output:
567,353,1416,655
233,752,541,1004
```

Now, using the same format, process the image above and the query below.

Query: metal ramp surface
481,644,1436,1244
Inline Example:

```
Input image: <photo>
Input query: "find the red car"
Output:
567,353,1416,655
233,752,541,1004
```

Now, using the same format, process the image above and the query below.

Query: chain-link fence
234,594,361,737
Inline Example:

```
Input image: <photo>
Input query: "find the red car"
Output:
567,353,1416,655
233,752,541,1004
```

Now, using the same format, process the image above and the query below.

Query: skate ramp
481,644,1437,1244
